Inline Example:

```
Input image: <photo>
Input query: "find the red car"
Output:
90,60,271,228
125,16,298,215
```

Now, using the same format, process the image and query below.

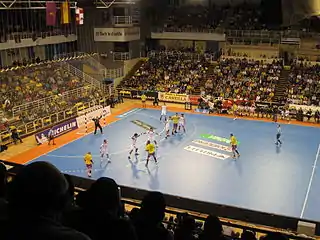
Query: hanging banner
46,1,57,26
158,92,190,103
61,1,70,24
76,7,84,25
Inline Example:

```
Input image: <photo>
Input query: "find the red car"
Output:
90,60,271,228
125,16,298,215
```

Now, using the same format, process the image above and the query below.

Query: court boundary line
300,143,320,219
44,110,192,166
32,111,169,162
23,113,132,165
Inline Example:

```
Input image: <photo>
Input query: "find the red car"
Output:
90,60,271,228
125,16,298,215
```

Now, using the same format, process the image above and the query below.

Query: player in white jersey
160,103,167,121
128,133,140,159
178,114,186,133
145,127,159,146
100,139,110,166
164,119,171,139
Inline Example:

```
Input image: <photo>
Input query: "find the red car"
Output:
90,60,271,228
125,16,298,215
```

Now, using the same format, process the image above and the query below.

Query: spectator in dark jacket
174,214,196,240
198,215,227,240
133,191,172,240
64,177,136,240
0,162,8,221
0,161,91,240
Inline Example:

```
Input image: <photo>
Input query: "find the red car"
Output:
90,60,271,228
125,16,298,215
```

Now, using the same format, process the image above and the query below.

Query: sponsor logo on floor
184,145,230,160
195,109,209,114
131,120,157,131
192,139,232,152
117,108,139,118
200,134,240,145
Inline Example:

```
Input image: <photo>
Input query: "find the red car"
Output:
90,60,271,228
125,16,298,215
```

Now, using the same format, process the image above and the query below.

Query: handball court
5,102,320,222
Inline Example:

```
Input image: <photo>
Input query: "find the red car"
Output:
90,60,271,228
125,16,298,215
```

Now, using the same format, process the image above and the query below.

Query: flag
61,1,70,24
46,1,57,26
76,7,84,25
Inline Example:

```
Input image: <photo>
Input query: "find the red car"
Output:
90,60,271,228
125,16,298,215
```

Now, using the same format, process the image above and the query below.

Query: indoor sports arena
0,0,320,239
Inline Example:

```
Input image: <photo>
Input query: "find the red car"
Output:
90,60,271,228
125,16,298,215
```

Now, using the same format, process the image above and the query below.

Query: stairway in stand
274,69,290,102
116,60,144,94
193,62,217,95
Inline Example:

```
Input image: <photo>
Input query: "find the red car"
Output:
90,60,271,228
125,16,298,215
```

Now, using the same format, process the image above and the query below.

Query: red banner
46,1,57,26
189,95,200,105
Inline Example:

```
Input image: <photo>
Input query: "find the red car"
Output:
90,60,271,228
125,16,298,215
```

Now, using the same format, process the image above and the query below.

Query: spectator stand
118,51,215,100
0,95,111,145
286,62,320,106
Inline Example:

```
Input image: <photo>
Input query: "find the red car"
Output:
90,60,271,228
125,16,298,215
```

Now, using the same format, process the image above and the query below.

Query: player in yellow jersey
84,152,93,177
145,140,157,167
141,94,147,108
171,113,180,135
230,133,240,159
232,103,238,120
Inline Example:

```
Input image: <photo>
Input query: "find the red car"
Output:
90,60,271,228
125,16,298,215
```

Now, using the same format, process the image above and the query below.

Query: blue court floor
30,108,320,221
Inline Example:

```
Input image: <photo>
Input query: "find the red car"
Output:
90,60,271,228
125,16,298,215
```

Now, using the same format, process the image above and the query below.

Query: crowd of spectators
204,58,282,102
286,63,320,106
0,161,290,240
0,63,87,115
120,54,281,103
119,53,211,94
161,4,265,33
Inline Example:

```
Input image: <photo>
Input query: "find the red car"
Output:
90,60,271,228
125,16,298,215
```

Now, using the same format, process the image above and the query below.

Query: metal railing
60,62,103,88
1,30,77,42
71,52,124,79
147,51,216,62
55,53,119,93
1,97,110,144
152,27,320,39
152,27,225,34
11,85,97,117
113,16,133,25
113,52,132,61
105,68,124,79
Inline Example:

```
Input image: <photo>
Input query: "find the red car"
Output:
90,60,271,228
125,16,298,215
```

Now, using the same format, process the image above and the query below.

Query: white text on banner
158,92,190,103
289,104,320,113
76,106,111,127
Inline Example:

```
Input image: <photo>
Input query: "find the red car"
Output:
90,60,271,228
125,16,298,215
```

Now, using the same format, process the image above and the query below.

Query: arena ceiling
184,0,261,6
282,0,320,25
0,0,136,9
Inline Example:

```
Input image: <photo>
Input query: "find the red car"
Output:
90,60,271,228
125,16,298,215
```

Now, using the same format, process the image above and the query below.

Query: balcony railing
1,97,111,144
152,27,320,39
113,16,133,25
11,85,97,117
113,52,132,61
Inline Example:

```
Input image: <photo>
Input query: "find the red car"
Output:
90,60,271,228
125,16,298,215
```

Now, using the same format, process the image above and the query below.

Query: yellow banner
61,1,70,24
158,92,189,103
119,90,131,95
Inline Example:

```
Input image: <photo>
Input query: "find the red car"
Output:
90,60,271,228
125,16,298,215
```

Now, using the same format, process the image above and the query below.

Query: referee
276,124,282,146
48,127,56,145
93,116,103,134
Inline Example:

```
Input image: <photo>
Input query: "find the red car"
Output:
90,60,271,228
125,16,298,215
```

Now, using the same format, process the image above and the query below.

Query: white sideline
25,114,119,164
300,143,320,219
